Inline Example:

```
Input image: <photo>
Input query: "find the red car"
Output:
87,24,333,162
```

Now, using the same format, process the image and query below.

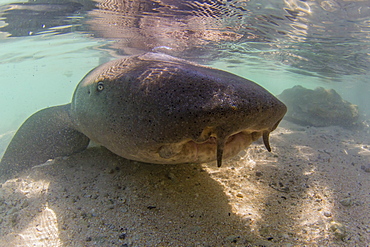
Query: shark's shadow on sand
0,147,257,246
1,122,370,246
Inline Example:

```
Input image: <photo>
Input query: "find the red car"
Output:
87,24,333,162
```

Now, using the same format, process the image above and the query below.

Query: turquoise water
0,0,369,158
1,33,368,137
0,33,111,133
0,1,369,245
0,0,369,164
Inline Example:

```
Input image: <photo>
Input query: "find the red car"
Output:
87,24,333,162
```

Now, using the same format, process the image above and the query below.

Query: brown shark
0,52,286,180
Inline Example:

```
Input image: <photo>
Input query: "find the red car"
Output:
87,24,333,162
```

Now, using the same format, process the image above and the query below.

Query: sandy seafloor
0,120,369,246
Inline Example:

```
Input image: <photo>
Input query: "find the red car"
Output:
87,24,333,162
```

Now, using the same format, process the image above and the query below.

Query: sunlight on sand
204,126,342,244
1,179,61,246
18,205,61,247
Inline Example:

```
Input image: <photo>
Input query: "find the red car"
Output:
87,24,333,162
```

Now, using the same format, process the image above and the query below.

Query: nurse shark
0,52,286,180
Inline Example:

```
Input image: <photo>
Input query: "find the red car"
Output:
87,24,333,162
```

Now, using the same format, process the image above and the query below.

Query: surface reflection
0,0,369,76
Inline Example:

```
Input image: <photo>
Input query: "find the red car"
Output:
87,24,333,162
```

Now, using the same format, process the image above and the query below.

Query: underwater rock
278,85,359,128
330,221,348,241
339,198,353,207
360,164,370,173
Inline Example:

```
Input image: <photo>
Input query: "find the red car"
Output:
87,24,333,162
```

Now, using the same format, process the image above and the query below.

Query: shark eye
97,81,104,92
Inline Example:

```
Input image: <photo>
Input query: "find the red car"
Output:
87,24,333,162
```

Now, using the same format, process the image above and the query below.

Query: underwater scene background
0,0,369,246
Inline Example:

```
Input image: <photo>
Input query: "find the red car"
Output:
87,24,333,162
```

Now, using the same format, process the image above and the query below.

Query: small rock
167,172,177,181
236,192,244,198
255,171,263,177
118,233,126,240
330,221,347,241
361,164,370,173
86,237,92,242
339,198,352,207
323,211,332,217
280,186,290,193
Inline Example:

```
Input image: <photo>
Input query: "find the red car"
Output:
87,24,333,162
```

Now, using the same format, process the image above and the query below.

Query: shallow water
0,0,369,136
0,0,369,246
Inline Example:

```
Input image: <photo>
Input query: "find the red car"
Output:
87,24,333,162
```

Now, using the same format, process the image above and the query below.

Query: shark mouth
158,129,272,167
215,130,271,167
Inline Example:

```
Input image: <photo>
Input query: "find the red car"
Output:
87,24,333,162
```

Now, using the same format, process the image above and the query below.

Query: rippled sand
0,120,369,246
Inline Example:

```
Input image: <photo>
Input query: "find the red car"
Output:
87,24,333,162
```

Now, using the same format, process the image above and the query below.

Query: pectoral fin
0,104,89,181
